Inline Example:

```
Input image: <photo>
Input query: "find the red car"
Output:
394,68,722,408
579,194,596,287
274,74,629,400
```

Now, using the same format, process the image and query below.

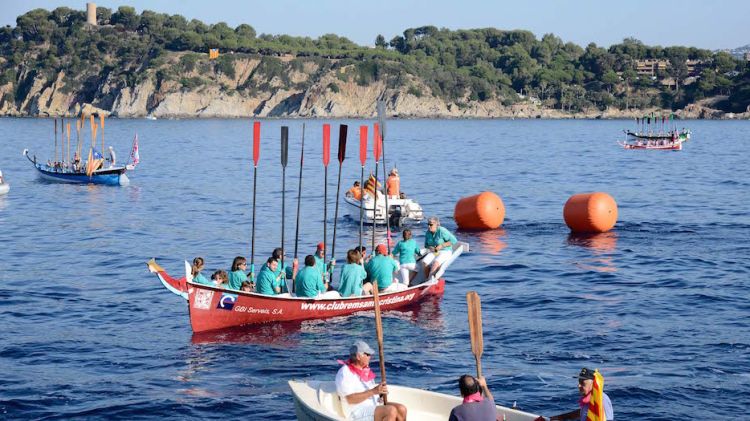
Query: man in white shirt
335,340,407,421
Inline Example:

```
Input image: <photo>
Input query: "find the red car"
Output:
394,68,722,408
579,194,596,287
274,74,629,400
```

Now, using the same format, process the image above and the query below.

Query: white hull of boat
289,380,542,421
0,183,8,195
344,194,424,225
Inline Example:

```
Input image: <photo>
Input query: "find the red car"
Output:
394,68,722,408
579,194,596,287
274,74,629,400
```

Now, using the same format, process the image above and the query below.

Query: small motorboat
344,193,424,226
288,380,542,421
0,176,8,196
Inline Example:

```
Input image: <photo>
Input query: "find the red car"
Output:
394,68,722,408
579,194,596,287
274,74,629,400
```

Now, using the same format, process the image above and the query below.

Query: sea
0,118,748,420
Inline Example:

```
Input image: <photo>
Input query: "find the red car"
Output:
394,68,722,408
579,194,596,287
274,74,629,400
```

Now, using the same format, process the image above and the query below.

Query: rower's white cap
350,340,375,356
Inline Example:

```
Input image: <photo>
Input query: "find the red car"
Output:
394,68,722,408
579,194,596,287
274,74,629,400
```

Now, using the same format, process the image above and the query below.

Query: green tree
375,34,387,49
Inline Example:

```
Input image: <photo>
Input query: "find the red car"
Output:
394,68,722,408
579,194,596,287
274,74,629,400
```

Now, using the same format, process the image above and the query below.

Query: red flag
373,123,382,162
322,124,330,167
253,121,260,166
359,126,368,166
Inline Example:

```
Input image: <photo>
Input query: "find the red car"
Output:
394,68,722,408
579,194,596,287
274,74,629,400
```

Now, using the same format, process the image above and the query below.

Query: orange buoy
454,191,505,230
563,192,618,233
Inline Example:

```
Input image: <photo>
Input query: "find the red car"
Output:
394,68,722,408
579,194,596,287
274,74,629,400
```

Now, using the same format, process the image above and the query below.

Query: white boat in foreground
0,182,8,196
344,193,424,226
288,380,542,421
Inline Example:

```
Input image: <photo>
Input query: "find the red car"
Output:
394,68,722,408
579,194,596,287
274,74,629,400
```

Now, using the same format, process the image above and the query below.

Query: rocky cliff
1,53,746,120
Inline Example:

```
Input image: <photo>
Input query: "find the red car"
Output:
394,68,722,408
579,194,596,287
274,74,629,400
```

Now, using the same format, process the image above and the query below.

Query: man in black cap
448,374,496,421
548,368,613,420
335,340,407,421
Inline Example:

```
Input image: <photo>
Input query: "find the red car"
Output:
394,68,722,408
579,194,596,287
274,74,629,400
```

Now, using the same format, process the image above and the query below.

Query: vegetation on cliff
1,6,749,115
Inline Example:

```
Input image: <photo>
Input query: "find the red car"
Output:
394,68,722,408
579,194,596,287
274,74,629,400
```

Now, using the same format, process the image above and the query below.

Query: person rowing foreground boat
449,375,496,421
335,340,407,421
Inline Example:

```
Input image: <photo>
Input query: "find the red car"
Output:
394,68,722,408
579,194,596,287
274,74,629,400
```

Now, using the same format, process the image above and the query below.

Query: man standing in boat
448,375,496,421
386,168,400,199
335,340,407,421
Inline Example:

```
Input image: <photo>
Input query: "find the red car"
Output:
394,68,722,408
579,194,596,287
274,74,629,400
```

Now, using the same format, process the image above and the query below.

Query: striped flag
585,370,605,421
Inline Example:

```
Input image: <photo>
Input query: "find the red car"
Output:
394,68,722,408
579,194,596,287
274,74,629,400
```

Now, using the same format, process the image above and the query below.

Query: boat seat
317,381,345,418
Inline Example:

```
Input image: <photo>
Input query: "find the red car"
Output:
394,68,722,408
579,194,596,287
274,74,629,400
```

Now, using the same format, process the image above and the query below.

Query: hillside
1,6,749,119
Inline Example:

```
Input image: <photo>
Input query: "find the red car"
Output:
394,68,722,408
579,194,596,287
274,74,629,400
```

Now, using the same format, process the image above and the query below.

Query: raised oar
250,121,261,282
372,282,388,404
322,123,331,280
377,101,392,253
467,291,484,378
294,123,306,287
371,123,382,254
66,121,71,167
331,124,348,275
281,126,289,273
99,114,105,158
358,125,368,252
54,118,58,166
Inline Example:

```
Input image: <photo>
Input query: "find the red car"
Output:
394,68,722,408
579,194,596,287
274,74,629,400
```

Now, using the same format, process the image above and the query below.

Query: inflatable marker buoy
563,192,617,233
454,191,505,230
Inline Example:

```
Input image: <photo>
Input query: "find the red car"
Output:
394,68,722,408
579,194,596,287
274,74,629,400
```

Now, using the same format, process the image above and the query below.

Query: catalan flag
586,369,605,421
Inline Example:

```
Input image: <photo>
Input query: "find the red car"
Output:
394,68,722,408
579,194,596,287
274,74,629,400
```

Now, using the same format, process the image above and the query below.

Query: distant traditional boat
23,149,131,185
147,242,467,332
288,380,542,421
22,117,140,186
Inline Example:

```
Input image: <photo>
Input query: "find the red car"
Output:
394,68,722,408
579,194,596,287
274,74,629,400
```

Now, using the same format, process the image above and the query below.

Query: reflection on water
459,228,507,263
191,320,303,347
568,231,618,272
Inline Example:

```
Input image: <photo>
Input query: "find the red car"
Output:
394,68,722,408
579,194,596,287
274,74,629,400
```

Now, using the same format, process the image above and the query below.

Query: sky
1,0,748,51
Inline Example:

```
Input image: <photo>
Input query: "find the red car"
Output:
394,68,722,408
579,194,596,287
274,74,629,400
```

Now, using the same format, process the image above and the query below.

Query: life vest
387,175,400,196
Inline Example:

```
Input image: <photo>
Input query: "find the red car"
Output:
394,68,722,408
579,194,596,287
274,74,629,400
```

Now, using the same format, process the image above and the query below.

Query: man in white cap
335,340,407,421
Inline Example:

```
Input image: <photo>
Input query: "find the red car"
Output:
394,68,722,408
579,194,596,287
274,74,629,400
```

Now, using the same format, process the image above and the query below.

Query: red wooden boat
147,243,466,332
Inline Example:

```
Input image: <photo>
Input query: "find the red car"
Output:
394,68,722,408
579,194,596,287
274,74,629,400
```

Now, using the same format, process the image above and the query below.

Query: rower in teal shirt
272,248,295,293
365,244,399,291
392,231,421,265
295,255,328,297
190,257,213,286
256,258,282,295
227,256,249,290
338,250,368,297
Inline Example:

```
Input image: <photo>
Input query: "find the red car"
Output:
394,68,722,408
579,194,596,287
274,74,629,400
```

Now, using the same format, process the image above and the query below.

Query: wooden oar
54,118,58,165
377,101,392,253
372,282,388,404
358,125,367,252
99,114,105,157
281,126,289,272
250,121,261,281
66,122,71,167
331,124,348,274
322,123,331,280
371,123,382,254
467,291,483,378
293,123,306,289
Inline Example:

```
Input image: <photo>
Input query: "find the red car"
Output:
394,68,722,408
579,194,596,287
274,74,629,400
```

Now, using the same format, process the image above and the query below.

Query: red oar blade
359,125,368,166
253,121,261,166
322,123,331,167
337,124,348,164
373,123,382,162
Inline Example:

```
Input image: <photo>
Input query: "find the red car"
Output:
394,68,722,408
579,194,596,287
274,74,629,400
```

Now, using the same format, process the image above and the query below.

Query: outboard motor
389,205,404,228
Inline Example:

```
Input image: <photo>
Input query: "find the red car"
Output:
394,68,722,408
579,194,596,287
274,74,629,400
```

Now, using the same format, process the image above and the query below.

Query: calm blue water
0,118,748,420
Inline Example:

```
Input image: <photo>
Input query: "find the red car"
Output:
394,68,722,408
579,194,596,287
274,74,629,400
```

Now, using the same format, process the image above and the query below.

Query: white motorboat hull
344,194,424,225
0,183,8,195
288,380,542,421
